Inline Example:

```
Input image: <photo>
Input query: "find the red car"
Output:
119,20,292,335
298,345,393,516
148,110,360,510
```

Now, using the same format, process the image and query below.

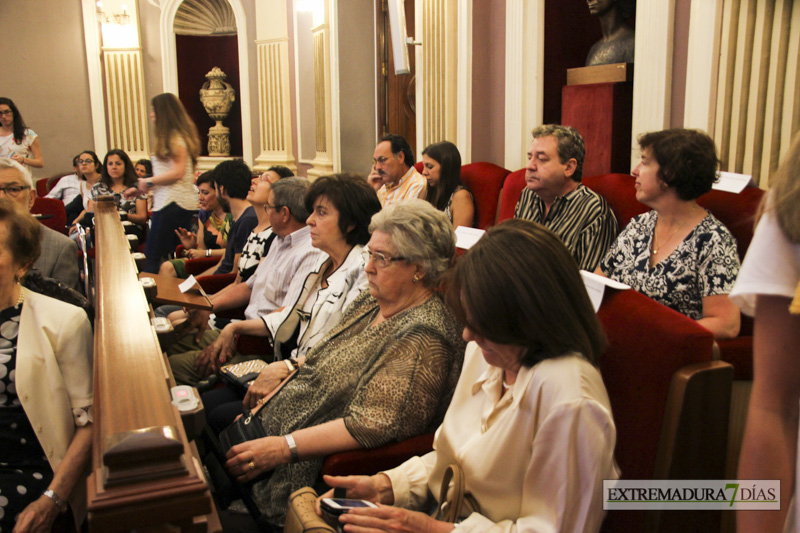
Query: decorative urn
199,67,236,156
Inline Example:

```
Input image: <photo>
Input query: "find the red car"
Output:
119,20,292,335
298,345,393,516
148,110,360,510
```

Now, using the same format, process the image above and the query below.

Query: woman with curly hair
597,128,741,339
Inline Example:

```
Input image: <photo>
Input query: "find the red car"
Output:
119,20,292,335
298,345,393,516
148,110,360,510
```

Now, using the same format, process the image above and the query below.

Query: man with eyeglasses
373,134,427,207
0,158,80,291
167,177,324,386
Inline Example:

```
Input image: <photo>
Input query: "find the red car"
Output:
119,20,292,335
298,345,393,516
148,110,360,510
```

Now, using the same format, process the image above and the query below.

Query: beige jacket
16,287,93,525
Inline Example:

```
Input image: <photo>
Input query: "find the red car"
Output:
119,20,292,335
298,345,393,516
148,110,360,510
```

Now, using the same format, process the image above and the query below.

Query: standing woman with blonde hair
733,133,800,532
128,93,201,273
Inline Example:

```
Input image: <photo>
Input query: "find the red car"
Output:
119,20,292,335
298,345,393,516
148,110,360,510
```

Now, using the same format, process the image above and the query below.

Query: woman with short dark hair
597,128,741,339
202,173,382,430
160,170,232,278
321,219,617,533
134,158,153,178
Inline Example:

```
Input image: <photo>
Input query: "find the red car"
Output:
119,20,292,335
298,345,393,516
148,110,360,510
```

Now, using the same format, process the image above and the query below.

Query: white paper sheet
178,275,198,294
580,270,630,312
714,171,754,194
455,226,486,249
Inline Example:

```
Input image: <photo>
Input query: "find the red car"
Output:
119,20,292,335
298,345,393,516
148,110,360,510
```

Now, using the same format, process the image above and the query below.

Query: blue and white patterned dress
600,210,740,319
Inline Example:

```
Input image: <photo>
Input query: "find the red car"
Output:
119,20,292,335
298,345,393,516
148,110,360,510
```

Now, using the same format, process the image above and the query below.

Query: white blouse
150,136,198,212
384,342,619,533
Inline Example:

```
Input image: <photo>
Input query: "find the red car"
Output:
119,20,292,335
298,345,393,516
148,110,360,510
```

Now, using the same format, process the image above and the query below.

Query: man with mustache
373,134,427,207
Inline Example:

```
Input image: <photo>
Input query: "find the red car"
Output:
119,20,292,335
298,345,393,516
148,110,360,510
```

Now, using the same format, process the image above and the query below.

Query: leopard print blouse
252,289,466,525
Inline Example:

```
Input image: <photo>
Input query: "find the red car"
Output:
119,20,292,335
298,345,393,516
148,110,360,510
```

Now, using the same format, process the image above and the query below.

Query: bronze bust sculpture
586,0,635,66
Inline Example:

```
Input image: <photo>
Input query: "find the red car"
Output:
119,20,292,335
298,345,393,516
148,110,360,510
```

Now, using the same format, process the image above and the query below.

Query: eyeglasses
0,110,12,116
371,156,391,166
361,248,406,269
0,185,30,197
77,159,95,165
263,203,282,213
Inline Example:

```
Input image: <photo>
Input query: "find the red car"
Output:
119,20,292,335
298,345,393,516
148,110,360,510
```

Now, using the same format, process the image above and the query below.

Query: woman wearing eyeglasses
0,97,44,169
199,173,381,431
220,199,465,528
67,150,102,230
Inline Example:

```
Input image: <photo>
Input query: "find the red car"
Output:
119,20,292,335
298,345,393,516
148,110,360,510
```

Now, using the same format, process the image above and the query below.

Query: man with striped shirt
374,134,427,207
515,124,618,270
167,177,324,386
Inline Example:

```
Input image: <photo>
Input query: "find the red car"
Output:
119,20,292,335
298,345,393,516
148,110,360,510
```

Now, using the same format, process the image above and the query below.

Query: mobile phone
320,498,378,516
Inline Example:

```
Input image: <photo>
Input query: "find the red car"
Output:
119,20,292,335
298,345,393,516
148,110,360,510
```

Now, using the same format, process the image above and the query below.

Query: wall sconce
96,1,131,25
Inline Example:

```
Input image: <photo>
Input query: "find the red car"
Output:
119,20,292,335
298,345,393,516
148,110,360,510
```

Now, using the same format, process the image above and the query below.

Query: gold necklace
652,207,695,256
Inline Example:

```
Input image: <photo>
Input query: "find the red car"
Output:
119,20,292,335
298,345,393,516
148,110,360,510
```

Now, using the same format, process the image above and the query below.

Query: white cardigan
15,288,93,524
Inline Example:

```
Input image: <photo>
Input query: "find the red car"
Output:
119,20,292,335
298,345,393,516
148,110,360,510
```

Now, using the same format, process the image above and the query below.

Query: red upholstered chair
31,196,67,235
174,245,223,277
38,171,72,197
321,433,434,477
598,288,732,533
46,172,70,194
413,161,423,173
697,186,764,380
582,173,649,228
697,187,764,261
458,162,510,229
196,272,237,295
497,168,526,222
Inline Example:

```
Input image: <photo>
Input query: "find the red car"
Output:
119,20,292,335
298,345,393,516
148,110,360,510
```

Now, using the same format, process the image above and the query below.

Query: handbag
218,368,298,452
284,487,336,533
436,464,480,523
219,358,271,391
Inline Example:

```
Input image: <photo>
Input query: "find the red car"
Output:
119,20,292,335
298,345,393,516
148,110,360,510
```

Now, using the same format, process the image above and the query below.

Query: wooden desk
89,199,220,532
139,273,213,311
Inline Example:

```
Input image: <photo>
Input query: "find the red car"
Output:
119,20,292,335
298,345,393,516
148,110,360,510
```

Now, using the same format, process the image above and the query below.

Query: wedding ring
248,461,256,471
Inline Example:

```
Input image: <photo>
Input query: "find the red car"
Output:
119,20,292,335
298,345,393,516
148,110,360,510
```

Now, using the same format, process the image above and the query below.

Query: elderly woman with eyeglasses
221,199,466,527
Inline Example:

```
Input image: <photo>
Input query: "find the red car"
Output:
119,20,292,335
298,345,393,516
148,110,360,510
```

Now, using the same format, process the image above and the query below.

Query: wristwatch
284,434,299,463
206,249,211,257
43,489,68,513
146,178,154,188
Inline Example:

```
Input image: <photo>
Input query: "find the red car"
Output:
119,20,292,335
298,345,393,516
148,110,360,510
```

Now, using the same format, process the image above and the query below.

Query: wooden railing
87,198,219,531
